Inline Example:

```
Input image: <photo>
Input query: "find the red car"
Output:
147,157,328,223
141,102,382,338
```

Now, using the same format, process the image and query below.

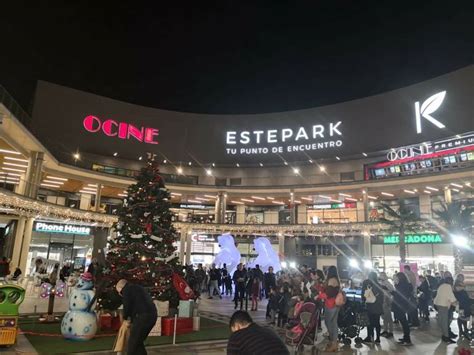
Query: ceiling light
450,183,463,188
211,163,216,167
43,180,63,185
163,159,167,163
41,183,60,188
345,197,358,202
404,189,416,194
339,193,352,197
118,193,127,197
271,201,285,205
3,162,28,168
381,192,394,197
4,157,28,162
4,173,20,177
251,196,266,201
87,184,97,187
331,199,342,203
177,167,183,174
73,153,80,160
0,149,20,155
266,197,275,200
452,188,460,192
205,169,212,176
319,195,331,199
319,166,326,172
336,156,340,160
204,194,217,199
187,199,202,204
362,152,368,157
309,159,313,163
259,163,263,167
82,187,97,191
301,197,312,201
188,162,192,166
367,195,377,200
294,200,301,204
113,152,118,157
465,182,471,187
2,167,25,172
138,156,143,161
230,200,244,205
195,197,210,201
424,190,432,194
241,198,255,203
293,167,300,174
284,161,288,166
170,192,182,196
236,163,240,167
47,176,68,181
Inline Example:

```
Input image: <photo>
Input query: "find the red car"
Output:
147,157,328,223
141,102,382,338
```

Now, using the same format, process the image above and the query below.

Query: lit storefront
371,233,454,276
26,221,105,274
306,202,358,224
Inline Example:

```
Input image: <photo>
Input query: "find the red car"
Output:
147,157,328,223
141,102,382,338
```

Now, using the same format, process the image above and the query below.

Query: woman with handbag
361,271,384,343
318,266,341,352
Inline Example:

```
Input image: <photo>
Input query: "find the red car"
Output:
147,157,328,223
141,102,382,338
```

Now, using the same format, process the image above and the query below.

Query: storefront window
307,203,358,224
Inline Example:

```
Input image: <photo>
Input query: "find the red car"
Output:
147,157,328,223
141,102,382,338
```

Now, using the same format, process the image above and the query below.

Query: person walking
378,272,394,338
194,263,206,294
453,274,472,338
403,265,420,327
233,263,247,310
318,265,341,352
208,264,222,299
263,266,276,299
362,271,384,343
116,279,158,355
221,264,229,295
434,275,457,343
418,275,431,321
426,269,438,310
393,272,414,346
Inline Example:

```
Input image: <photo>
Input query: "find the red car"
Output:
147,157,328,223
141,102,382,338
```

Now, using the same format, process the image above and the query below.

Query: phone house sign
225,121,343,156
34,222,91,235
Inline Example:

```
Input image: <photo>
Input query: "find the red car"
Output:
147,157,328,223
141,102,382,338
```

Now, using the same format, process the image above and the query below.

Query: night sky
1,2,473,114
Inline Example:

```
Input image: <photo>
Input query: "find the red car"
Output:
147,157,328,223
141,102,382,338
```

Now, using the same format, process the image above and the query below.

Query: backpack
335,290,346,306
364,286,376,304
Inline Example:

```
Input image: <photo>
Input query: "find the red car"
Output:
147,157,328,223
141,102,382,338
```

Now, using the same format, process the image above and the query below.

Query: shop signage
383,234,442,244
225,122,343,156
191,234,216,242
83,115,159,144
415,91,446,134
35,222,91,235
179,204,208,209
387,133,474,162
311,202,355,210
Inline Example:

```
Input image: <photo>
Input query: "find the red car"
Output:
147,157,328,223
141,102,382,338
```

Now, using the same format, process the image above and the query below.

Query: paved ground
2,291,474,354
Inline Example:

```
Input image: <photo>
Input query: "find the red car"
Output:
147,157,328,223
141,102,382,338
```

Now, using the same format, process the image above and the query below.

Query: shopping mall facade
0,65,472,278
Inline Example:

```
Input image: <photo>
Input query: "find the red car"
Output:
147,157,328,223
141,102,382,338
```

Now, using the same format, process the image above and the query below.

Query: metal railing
0,84,31,127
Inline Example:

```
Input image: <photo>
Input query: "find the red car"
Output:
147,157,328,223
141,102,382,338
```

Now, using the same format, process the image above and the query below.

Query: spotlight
113,152,118,157
320,166,326,172
177,167,183,174
281,261,288,268
73,153,80,160
293,167,299,174
452,235,469,248
363,259,372,269
289,261,296,268
206,169,212,176
138,156,143,160
349,258,359,268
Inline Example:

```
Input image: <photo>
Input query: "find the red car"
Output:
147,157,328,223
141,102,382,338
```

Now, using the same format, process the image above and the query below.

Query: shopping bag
113,322,130,352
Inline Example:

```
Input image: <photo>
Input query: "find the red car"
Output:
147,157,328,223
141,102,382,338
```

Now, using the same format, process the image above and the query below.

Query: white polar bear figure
213,233,241,275
61,272,97,341
248,237,281,273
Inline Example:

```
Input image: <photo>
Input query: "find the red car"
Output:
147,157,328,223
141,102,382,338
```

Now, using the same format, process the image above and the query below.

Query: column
179,228,187,264
80,193,92,210
297,204,307,224
214,191,227,224
419,194,432,219
356,201,366,222
15,172,27,195
278,233,285,256
236,204,245,224
444,188,452,204
363,233,371,259
24,152,44,199
18,217,35,272
185,230,193,265
289,191,296,224
10,217,26,268
362,190,369,222
95,184,103,212
92,228,109,264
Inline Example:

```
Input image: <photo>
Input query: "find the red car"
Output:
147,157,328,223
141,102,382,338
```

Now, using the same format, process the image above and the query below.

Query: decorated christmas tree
96,157,180,310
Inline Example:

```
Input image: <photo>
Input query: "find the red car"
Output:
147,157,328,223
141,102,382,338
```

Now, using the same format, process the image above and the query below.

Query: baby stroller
338,291,368,346
285,302,321,354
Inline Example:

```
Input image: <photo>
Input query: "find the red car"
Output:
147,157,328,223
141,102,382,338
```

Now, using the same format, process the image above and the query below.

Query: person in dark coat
263,266,276,299
362,271,384,343
418,275,431,321
393,272,414,346
116,279,157,355
277,284,291,327
232,263,247,310
453,274,472,337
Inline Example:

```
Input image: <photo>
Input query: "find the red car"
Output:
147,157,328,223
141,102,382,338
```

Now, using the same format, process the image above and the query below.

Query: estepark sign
225,122,343,156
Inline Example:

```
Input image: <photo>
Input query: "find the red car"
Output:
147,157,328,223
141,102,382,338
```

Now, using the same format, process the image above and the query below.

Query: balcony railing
0,84,31,127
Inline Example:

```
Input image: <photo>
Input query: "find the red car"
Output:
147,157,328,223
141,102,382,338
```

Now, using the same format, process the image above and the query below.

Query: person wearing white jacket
434,276,457,343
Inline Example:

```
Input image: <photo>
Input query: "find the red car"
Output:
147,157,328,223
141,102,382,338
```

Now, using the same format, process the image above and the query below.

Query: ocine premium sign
34,222,91,235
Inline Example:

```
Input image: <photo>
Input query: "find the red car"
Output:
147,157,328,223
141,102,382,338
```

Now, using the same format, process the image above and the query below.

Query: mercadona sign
383,234,443,244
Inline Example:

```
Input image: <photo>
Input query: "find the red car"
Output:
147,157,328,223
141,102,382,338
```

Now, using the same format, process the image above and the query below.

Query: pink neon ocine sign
83,115,159,144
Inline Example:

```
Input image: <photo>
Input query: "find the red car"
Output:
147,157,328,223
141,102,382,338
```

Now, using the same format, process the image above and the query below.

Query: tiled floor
6,292,474,354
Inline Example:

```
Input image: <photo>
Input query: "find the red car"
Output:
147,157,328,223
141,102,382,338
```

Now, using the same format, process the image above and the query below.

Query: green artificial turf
20,316,230,355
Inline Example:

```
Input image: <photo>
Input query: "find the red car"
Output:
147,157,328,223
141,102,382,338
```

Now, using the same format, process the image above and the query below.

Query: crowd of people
185,262,473,352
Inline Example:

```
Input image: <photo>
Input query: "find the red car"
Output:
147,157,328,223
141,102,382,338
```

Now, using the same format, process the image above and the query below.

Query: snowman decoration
61,272,97,340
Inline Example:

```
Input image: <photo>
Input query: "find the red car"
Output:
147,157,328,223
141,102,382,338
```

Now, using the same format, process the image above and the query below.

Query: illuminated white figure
248,237,281,273
213,233,241,275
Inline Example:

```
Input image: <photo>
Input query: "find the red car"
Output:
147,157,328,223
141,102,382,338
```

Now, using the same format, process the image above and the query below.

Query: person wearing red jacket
318,266,341,352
